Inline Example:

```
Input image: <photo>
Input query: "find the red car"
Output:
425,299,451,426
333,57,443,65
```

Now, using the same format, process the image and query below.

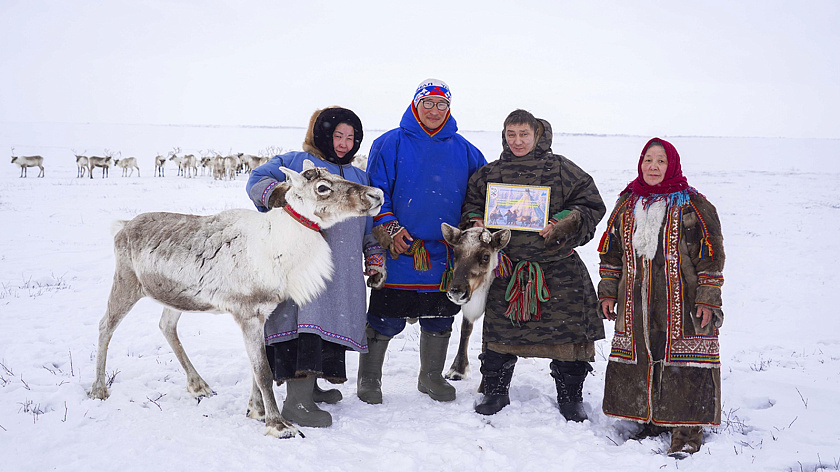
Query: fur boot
417,329,456,402
668,426,703,457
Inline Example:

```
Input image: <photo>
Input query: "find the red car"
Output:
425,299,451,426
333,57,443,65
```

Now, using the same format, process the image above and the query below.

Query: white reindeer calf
89,161,384,438
75,155,89,178
11,155,45,178
154,155,166,177
440,223,510,380
114,157,140,177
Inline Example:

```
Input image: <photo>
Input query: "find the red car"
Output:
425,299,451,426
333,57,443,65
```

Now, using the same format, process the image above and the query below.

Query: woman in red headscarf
597,138,726,457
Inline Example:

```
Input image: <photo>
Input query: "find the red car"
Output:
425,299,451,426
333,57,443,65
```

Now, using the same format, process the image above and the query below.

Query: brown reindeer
440,223,510,380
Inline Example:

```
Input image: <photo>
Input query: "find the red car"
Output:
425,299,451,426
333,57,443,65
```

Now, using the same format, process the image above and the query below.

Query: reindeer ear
491,229,511,250
302,159,315,171
441,223,461,245
279,166,305,186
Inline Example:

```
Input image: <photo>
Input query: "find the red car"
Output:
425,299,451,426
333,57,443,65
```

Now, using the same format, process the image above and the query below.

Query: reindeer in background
10,147,45,178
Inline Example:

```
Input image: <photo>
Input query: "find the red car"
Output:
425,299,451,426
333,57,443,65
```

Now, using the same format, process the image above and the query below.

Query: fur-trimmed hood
302,107,363,166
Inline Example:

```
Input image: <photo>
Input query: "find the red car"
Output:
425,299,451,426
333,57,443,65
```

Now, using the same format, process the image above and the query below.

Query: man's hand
601,299,617,321
696,305,713,328
392,227,413,255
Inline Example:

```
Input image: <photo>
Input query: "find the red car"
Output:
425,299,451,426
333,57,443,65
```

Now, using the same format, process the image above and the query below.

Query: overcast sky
2,0,838,138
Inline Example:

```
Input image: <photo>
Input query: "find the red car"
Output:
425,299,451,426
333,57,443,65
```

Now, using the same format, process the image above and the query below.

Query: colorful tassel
699,237,714,259
406,239,430,271
599,198,629,254
504,261,550,324
597,231,611,254
494,250,513,278
439,241,453,291
689,200,714,260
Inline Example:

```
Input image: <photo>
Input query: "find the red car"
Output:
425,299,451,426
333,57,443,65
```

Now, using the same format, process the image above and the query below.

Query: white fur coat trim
632,199,666,261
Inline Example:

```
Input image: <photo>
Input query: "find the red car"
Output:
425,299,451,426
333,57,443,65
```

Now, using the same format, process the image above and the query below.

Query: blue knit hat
413,78,451,108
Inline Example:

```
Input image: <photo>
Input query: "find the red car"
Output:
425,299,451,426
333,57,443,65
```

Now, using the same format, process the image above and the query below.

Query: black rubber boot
282,375,332,427
357,325,391,404
550,360,593,422
474,350,516,415
417,329,456,402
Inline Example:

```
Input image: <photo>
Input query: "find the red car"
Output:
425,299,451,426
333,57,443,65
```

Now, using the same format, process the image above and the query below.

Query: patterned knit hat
413,78,451,108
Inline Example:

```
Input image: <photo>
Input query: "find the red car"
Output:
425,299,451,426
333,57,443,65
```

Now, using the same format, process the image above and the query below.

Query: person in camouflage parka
460,109,606,421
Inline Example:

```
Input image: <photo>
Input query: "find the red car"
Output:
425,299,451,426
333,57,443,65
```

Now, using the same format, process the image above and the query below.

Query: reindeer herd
10,146,275,179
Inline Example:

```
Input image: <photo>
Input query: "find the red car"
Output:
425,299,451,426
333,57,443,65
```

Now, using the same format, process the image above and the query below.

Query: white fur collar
632,199,666,260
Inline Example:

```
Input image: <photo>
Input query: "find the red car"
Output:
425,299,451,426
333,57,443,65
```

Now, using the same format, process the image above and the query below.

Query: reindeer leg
159,307,215,398
235,314,298,438
90,268,144,399
445,316,474,380
247,374,266,421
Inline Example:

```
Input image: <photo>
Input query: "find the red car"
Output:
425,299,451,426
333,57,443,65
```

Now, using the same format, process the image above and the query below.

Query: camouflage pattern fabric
461,119,607,347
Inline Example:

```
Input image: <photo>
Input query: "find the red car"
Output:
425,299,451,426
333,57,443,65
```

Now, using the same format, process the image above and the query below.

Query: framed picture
484,183,551,232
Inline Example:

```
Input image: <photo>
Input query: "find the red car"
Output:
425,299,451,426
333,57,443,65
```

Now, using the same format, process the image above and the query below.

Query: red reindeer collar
283,205,322,233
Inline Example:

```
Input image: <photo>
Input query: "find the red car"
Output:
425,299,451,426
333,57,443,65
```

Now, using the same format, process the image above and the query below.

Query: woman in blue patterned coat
246,107,385,428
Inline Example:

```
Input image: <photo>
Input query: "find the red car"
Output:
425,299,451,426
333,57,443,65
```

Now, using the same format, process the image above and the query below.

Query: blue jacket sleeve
246,156,287,213
365,134,399,227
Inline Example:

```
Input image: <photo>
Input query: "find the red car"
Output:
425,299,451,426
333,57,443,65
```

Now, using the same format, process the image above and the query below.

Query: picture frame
484,182,551,232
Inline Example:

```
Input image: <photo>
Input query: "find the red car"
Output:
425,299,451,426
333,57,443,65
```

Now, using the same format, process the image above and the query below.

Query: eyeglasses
420,99,450,111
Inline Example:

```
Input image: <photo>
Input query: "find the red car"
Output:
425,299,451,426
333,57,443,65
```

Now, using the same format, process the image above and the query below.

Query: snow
1,123,839,471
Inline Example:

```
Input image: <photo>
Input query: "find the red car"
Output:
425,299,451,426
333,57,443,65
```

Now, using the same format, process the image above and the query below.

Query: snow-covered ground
1,122,839,471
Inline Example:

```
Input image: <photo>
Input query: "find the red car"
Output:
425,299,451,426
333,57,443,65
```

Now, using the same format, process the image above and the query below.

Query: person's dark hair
504,109,539,134
313,107,363,166
644,138,664,153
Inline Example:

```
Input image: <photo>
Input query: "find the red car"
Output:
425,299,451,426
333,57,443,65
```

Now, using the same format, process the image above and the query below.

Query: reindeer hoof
188,382,216,399
89,383,110,400
265,421,301,439
246,408,267,421
445,366,469,381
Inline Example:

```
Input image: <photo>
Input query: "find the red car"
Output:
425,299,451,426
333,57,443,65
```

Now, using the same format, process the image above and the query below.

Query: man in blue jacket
360,78,487,403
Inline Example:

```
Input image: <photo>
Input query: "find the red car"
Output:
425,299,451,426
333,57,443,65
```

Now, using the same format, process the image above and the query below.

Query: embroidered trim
599,265,621,280
598,199,629,254
261,180,279,208
374,212,395,223
266,324,366,351
366,253,385,267
698,271,724,288
383,219,403,236
609,206,637,363
383,283,442,290
664,205,720,367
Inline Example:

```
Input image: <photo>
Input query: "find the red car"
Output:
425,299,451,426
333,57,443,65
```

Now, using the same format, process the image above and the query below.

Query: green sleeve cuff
552,209,572,221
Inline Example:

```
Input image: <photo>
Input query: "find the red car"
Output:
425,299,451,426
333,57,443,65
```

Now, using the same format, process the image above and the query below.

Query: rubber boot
474,350,516,415
282,375,332,427
313,380,342,404
417,329,456,402
550,360,593,422
357,325,391,404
